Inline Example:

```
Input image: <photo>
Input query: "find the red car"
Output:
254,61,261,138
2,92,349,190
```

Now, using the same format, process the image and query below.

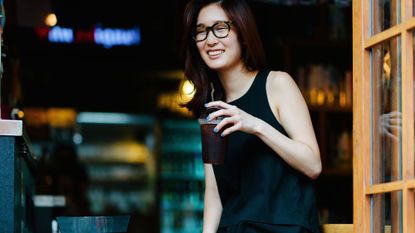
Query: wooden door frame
353,0,415,233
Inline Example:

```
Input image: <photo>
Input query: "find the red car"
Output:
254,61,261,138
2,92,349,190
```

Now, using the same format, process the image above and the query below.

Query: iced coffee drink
198,116,228,165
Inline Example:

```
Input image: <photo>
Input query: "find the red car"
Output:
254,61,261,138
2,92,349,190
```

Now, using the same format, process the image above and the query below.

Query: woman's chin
206,62,227,71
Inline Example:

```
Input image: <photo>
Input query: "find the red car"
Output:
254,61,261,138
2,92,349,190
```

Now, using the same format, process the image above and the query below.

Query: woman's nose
206,31,218,45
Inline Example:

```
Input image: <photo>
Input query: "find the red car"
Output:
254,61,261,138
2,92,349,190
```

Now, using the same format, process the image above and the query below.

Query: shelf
77,112,155,127
161,144,201,153
161,228,202,233
80,159,146,166
162,119,200,131
161,173,204,181
77,142,150,164
89,179,147,189
308,104,352,113
161,202,204,212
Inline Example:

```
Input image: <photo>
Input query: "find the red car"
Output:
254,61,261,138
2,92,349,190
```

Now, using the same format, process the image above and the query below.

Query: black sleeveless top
213,69,320,233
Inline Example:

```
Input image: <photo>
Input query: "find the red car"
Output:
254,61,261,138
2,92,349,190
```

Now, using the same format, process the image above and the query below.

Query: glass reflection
371,37,402,184
372,0,400,35
371,192,402,233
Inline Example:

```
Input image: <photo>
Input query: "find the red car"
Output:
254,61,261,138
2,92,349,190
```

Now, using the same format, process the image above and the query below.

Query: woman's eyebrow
196,20,227,28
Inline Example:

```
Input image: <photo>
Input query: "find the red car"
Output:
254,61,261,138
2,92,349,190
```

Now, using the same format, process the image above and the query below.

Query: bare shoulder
267,71,298,91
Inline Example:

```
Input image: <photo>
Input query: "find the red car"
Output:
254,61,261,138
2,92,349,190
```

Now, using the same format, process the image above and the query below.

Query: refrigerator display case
160,119,204,233
76,112,157,219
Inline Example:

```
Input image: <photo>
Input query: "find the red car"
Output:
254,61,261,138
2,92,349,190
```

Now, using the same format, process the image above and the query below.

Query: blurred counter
0,119,22,136
0,119,37,233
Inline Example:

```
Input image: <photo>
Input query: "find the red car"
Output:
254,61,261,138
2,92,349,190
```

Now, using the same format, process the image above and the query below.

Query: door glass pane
371,191,402,233
371,37,402,184
372,0,400,35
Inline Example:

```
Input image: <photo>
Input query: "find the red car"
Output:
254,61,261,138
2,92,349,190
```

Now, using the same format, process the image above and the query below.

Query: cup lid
198,118,222,124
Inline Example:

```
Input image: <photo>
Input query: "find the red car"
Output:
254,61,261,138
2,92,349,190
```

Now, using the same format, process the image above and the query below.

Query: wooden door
353,0,415,232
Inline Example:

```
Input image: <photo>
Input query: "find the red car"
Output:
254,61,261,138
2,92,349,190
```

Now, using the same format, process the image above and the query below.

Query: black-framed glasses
193,21,233,42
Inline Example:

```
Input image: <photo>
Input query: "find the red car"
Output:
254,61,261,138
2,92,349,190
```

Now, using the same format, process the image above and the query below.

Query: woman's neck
217,66,259,103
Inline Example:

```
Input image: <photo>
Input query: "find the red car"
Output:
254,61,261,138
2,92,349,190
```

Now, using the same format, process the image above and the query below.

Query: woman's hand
205,101,262,137
379,111,402,141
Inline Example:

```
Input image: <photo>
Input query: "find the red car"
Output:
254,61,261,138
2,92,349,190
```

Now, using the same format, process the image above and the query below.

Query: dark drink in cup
198,118,228,164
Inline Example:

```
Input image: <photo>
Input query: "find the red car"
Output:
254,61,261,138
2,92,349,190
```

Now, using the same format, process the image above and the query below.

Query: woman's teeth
208,50,224,56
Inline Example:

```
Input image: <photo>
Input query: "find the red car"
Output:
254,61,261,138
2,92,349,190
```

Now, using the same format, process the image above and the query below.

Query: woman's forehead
197,3,229,25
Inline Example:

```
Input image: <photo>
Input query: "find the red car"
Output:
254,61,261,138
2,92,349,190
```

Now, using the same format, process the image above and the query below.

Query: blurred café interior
0,0,353,232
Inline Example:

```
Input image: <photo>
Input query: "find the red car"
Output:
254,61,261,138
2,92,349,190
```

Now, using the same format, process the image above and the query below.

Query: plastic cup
198,109,228,164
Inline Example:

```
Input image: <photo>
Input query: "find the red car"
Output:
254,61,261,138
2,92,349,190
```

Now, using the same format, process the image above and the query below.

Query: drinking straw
210,83,215,102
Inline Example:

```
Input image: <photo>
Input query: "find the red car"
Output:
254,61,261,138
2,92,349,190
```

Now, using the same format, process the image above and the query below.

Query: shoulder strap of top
250,69,271,95
229,69,271,105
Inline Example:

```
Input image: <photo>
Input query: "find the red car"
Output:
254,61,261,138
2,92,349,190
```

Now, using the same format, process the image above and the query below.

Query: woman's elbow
307,160,322,180
303,148,322,179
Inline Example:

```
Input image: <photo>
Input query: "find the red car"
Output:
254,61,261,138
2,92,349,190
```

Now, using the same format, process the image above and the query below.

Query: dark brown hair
180,0,266,117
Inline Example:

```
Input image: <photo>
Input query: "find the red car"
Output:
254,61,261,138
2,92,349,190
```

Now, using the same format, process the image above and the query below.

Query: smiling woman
181,0,266,116
180,1,322,233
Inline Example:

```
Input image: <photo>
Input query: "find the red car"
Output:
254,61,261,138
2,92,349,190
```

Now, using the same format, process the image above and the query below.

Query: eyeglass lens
194,21,231,42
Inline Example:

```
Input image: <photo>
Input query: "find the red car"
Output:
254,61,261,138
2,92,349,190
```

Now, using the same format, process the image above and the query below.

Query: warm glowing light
45,13,58,27
327,91,335,105
156,92,193,117
181,80,195,97
47,108,77,127
316,91,325,106
383,51,391,80
17,110,24,119
155,78,196,117
339,92,347,107
309,89,317,105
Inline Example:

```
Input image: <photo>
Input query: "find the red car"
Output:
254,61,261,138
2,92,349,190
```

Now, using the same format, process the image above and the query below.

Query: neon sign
35,25,141,48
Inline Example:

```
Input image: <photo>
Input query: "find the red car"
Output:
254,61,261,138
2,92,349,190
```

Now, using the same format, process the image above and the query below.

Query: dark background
1,1,354,230
2,0,352,114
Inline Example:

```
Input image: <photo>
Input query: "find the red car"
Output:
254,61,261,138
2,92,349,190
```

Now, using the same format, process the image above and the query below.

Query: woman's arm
205,71,321,179
265,71,321,179
202,164,223,233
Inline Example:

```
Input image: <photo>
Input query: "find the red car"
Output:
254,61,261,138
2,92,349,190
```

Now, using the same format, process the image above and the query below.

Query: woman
181,0,322,232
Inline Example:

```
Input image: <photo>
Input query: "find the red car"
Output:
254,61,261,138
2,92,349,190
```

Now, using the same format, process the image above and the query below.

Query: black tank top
213,69,320,233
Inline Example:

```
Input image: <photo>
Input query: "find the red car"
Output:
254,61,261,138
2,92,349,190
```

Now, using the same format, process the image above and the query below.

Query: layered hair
180,0,266,117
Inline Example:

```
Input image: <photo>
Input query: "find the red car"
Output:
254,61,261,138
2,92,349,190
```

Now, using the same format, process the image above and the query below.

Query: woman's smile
207,49,225,58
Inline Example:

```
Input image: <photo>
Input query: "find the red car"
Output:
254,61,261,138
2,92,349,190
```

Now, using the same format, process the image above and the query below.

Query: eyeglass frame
192,21,233,42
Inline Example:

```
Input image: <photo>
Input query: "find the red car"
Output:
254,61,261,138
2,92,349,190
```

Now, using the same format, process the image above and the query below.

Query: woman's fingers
208,106,238,119
385,111,402,117
213,116,236,133
221,123,241,136
384,131,399,141
204,101,254,136
388,117,401,125
384,124,401,131
213,116,240,136
207,109,233,120
205,101,231,109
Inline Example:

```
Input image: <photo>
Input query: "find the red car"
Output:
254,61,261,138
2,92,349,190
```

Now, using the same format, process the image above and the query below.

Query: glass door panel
371,191,402,233
354,0,415,232
372,0,400,35
371,37,402,184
